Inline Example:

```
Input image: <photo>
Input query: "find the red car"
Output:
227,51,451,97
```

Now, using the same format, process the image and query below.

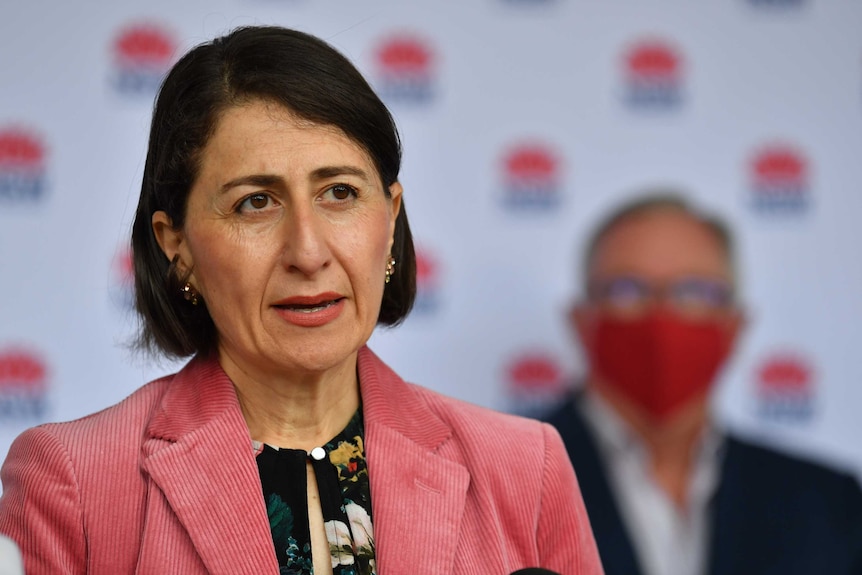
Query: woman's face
153,100,401,378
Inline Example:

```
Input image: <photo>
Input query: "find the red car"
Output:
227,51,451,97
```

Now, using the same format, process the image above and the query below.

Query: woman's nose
279,206,332,276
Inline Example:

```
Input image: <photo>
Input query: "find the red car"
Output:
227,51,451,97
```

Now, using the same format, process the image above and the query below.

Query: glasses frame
587,275,735,319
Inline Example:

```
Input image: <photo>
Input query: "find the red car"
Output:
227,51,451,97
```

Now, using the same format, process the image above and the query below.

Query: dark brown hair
132,26,416,358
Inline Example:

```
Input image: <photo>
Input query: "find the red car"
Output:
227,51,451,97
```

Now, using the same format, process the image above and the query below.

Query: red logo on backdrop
374,35,435,103
623,39,684,109
501,142,562,210
413,247,441,313
110,246,136,311
0,348,49,421
749,144,810,213
0,128,48,202
755,352,815,421
505,351,569,417
111,23,177,96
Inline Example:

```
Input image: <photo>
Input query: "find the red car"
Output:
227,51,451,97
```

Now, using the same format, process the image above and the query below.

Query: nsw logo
374,35,435,103
0,128,48,203
0,348,49,421
749,144,810,214
501,143,561,210
754,352,815,422
413,247,442,314
111,23,176,96
623,39,684,109
504,351,568,418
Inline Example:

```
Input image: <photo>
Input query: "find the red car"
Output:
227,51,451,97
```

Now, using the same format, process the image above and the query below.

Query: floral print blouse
255,409,375,575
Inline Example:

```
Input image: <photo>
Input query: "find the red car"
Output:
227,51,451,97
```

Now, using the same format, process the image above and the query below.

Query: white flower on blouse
325,519,355,567
345,502,374,554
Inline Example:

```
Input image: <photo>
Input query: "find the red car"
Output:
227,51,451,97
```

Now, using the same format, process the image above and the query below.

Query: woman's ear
152,211,191,270
387,181,403,249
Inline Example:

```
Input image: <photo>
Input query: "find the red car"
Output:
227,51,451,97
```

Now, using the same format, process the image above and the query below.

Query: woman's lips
273,293,345,327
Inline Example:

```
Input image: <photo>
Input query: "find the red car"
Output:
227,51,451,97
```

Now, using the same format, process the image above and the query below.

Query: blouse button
310,446,326,461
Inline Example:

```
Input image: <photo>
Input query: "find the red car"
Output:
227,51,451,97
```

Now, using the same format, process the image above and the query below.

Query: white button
310,447,326,461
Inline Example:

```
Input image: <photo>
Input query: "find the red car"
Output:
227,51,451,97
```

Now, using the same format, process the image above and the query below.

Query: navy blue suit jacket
544,394,862,575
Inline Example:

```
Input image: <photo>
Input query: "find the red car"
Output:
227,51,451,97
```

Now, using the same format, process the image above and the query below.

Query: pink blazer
0,347,603,574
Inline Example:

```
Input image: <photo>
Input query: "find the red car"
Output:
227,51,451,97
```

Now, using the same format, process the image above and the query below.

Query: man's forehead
590,209,731,280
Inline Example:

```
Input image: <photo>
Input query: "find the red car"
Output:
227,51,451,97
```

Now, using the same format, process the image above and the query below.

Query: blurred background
1,0,861,477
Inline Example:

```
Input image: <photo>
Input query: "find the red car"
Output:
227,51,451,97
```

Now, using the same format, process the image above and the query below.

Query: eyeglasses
588,275,734,319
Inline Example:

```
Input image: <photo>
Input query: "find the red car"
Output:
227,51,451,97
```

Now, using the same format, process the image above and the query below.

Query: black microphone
510,569,562,575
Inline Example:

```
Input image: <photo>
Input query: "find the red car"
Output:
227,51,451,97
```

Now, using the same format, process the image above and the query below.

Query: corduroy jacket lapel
140,356,278,574
358,347,471,575
138,348,470,574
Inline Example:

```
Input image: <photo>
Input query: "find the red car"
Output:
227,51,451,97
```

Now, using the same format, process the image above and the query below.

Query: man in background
544,193,862,575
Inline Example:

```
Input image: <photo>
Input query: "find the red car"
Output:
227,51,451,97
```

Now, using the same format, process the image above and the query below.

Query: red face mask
588,312,733,421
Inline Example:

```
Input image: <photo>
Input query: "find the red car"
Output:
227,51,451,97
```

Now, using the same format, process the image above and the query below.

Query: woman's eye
238,193,271,212
327,184,357,201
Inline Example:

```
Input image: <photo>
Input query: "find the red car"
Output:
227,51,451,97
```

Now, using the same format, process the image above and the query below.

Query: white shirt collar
578,387,725,575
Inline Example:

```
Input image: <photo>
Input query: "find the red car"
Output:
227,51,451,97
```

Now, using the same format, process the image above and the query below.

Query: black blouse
255,409,376,575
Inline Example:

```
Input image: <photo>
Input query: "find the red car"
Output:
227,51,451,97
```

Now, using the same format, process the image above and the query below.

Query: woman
0,26,602,574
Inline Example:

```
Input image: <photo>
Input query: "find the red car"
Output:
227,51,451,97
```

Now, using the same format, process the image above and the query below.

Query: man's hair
581,191,737,295
131,26,416,359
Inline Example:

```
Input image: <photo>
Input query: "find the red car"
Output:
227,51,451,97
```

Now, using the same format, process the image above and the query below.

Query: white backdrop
1,0,861,479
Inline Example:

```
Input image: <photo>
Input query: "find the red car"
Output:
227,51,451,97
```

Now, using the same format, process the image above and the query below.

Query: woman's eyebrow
218,167,372,194
310,165,371,182
219,174,285,194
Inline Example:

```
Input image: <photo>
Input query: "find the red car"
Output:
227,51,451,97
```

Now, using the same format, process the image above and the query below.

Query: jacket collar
141,355,278,573
358,346,470,575
141,347,469,575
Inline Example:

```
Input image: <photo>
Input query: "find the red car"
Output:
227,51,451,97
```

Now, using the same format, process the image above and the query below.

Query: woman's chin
257,346,361,381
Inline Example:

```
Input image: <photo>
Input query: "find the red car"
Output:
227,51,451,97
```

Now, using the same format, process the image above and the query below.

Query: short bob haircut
132,26,416,359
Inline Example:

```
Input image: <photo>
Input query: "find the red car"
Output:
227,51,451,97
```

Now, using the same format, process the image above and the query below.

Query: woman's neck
219,349,361,452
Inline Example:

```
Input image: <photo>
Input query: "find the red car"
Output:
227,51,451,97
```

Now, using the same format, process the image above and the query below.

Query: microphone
510,569,562,575
0,535,23,575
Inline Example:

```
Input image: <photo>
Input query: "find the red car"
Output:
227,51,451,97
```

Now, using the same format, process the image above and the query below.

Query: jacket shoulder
0,372,179,573
410,382,550,444
31,373,175,448
359,346,552,452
